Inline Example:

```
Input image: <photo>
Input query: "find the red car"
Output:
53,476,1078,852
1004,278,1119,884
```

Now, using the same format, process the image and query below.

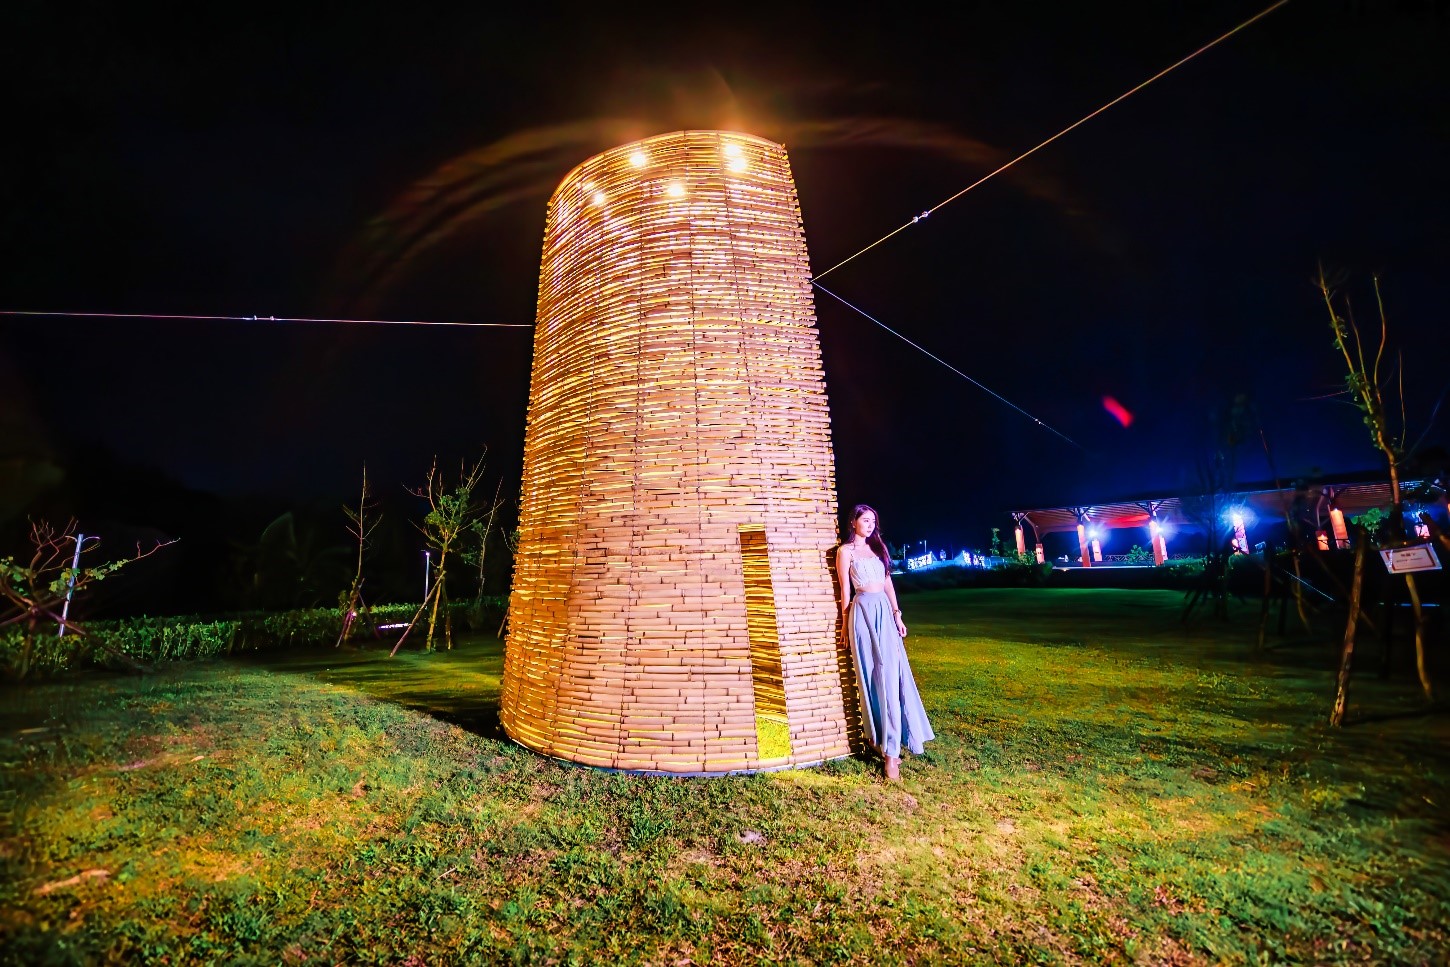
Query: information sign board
1378,542,1442,574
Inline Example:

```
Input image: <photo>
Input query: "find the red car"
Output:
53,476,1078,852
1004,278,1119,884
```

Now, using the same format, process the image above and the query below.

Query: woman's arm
835,545,852,616
885,573,908,638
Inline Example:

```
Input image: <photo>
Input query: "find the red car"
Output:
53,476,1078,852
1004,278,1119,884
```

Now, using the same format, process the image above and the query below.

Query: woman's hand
895,616,908,638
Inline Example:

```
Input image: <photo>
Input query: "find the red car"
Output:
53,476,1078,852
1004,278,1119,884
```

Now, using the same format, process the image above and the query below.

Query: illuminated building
500,131,854,774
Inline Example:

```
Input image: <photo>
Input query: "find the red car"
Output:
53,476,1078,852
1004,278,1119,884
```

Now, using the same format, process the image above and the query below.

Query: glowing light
1329,507,1349,548
591,190,606,207
628,150,648,167
1102,395,1134,428
666,181,686,198
724,142,748,172
1222,506,1256,529
1226,507,1251,554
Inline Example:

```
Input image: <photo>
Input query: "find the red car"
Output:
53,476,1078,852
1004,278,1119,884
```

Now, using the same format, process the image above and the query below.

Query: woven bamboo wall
500,130,855,774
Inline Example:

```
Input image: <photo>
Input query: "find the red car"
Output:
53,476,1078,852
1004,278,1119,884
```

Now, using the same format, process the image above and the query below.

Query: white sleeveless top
849,550,887,591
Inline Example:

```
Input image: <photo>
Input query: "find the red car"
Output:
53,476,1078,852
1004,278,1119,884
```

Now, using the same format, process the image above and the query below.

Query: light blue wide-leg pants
849,591,936,758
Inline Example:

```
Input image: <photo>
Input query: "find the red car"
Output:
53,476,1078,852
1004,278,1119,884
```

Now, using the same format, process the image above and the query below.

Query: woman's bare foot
884,756,901,782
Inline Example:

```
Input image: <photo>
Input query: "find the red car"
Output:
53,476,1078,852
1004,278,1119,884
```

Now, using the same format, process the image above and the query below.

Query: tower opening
739,524,792,760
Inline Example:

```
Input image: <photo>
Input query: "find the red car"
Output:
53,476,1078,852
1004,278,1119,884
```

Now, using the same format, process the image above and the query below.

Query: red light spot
1102,395,1133,428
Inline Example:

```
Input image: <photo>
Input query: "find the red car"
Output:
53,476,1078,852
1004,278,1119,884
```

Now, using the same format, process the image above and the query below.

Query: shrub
0,598,507,679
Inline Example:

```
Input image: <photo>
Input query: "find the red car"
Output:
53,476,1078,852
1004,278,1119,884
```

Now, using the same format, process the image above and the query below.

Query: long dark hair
847,504,892,569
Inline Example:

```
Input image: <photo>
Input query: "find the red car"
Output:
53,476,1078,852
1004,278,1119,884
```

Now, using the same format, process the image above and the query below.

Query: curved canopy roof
1014,478,1441,536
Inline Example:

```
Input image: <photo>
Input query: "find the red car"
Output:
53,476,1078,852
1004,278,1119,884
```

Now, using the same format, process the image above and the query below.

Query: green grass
1,589,1446,965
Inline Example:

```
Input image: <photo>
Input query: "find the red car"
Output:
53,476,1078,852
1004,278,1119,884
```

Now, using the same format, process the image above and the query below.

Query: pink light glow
1102,395,1134,428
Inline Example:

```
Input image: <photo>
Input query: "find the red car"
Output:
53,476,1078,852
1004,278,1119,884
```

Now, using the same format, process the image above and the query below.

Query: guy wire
813,281,1081,449
0,309,531,328
811,0,1292,283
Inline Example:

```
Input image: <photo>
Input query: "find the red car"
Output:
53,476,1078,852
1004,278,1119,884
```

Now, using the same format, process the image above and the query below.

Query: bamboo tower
501,130,856,774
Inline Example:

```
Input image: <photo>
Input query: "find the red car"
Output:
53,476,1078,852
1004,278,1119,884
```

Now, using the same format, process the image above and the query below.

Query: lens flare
1102,395,1133,427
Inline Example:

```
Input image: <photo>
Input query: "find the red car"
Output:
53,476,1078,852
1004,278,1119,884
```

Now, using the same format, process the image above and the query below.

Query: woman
836,504,935,781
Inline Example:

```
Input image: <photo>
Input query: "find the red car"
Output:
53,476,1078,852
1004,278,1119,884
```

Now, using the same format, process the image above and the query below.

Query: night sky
3,1,1448,560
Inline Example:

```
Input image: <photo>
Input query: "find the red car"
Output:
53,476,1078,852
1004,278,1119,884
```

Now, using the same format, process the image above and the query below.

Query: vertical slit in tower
738,524,792,760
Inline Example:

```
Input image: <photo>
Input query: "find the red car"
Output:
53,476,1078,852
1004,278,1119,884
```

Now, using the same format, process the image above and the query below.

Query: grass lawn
1,588,1447,965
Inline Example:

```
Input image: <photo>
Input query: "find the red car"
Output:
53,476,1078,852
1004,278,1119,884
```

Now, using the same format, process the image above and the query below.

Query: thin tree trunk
335,586,359,648
425,551,447,652
1403,573,1433,702
1290,550,1311,632
1256,541,1273,652
1331,534,1368,727
443,586,453,651
21,613,38,680
361,591,381,640
1257,426,1310,634
335,601,354,649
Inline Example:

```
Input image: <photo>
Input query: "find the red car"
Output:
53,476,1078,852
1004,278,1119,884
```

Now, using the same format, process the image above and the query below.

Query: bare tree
496,526,521,638
1255,430,1315,647
1318,268,1433,718
462,479,506,616
337,464,381,647
391,451,492,655
1181,394,1256,623
1,520,175,678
